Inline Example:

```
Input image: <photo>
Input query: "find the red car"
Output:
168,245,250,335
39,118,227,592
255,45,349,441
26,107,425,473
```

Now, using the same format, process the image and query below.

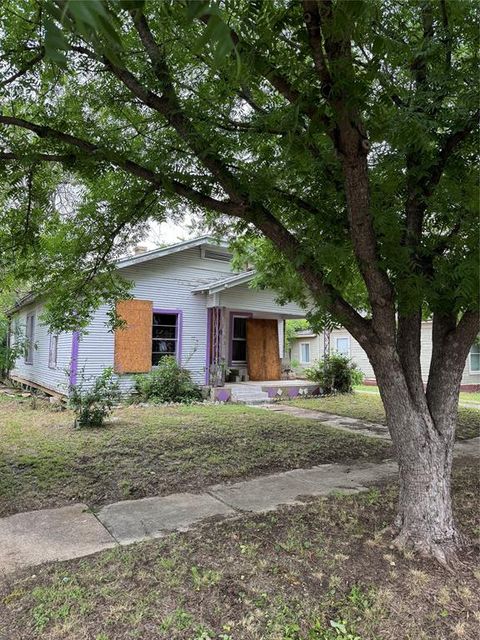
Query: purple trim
152,308,183,364
205,307,212,384
69,331,80,386
215,388,231,402
228,311,253,366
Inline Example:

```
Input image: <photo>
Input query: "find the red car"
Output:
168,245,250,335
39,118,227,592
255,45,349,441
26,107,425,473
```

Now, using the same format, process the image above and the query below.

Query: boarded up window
246,319,281,381
114,300,153,374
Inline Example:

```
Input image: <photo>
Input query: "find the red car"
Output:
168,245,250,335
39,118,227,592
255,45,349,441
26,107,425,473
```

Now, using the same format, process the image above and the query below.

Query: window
152,313,179,365
48,334,59,369
300,342,311,364
231,316,247,363
335,337,350,356
201,246,232,262
25,314,35,364
470,343,480,373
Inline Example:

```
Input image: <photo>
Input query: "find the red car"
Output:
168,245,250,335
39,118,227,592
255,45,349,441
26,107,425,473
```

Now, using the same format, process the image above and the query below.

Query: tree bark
389,403,459,565
369,344,463,566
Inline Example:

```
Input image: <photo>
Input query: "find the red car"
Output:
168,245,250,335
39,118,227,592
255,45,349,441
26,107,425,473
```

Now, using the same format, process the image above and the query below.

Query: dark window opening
232,316,247,363
152,313,178,366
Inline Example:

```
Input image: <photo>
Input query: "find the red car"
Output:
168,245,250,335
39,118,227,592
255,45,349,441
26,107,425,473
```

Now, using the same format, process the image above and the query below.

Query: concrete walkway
263,403,391,439
1,409,478,577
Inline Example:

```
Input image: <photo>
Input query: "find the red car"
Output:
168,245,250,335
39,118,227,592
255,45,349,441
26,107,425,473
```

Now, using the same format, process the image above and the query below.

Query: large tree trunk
370,345,463,566
388,402,460,565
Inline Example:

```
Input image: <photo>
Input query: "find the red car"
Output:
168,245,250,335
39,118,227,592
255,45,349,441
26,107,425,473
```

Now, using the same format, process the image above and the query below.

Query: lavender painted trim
215,389,231,402
228,310,253,366
69,331,80,387
152,308,183,364
205,307,212,384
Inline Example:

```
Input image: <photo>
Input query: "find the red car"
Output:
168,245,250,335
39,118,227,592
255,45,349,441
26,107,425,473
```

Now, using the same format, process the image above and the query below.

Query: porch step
229,385,270,405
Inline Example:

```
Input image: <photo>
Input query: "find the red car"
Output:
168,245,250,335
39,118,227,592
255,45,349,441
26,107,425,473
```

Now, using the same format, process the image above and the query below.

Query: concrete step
230,385,270,404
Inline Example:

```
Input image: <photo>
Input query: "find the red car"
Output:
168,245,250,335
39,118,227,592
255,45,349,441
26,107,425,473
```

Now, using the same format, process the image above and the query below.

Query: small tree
69,367,121,428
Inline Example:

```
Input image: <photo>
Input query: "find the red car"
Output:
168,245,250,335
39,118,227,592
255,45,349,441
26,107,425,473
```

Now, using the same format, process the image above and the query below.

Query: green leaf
43,17,68,67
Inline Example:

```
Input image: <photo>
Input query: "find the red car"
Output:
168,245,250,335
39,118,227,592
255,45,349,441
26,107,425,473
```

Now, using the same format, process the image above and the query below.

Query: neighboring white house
8,236,309,398
290,324,480,390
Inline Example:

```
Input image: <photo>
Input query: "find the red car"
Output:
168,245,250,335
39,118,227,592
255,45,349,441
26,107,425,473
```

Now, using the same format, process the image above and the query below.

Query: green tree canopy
1,0,477,330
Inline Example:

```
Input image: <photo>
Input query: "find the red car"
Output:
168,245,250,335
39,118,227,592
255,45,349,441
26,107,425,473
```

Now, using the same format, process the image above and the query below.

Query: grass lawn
355,385,480,404
1,464,478,640
0,395,391,518
290,393,480,440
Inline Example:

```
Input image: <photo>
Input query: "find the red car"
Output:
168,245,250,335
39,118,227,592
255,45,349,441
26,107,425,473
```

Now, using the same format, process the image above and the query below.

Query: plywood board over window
246,319,281,381
114,300,153,374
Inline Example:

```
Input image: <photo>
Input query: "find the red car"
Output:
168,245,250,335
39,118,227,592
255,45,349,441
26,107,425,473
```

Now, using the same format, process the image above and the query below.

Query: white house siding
218,284,306,317
292,322,479,387
76,247,236,391
10,301,73,395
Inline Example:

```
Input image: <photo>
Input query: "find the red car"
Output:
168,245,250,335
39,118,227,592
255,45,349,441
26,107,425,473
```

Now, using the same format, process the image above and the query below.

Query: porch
193,270,311,392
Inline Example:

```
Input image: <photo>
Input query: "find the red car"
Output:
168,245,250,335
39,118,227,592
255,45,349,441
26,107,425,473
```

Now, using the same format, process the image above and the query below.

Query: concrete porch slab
96,492,235,545
0,504,115,576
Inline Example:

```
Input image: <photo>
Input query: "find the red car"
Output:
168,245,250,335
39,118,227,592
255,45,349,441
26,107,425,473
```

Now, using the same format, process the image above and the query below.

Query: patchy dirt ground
0,395,390,517
1,463,478,640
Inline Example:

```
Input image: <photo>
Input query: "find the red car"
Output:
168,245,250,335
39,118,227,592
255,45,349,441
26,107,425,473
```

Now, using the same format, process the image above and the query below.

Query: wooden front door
246,319,281,381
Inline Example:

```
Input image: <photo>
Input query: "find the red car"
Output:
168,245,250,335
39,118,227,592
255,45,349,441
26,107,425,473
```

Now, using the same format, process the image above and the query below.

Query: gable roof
116,235,229,270
192,270,256,295
8,235,230,315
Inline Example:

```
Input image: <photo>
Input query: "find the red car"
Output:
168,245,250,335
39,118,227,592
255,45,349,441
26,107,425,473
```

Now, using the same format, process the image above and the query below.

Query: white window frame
469,342,480,374
25,314,35,365
335,336,350,357
48,333,59,369
299,342,311,364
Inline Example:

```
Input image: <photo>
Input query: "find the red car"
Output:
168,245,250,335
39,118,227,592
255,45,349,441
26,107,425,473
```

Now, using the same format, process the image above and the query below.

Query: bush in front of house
134,356,202,403
305,353,363,394
69,367,121,428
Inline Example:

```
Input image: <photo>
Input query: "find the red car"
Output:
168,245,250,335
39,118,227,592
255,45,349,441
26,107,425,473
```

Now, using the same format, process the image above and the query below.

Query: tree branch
0,48,44,87
424,109,480,197
307,0,396,339
302,0,332,99
0,115,236,215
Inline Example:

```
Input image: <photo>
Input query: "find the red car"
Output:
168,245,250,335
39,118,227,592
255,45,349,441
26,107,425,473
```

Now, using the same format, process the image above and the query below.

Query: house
290,324,480,391
8,236,317,401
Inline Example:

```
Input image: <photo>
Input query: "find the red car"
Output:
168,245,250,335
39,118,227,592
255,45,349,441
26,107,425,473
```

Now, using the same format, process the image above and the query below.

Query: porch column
206,306,225,385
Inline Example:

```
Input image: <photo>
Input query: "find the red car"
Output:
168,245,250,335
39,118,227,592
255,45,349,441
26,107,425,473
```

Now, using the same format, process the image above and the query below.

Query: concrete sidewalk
1,409,478,577
0,458,399,576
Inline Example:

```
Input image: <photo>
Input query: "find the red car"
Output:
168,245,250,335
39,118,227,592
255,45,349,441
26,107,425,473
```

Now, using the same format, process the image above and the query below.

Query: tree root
392,527,467,571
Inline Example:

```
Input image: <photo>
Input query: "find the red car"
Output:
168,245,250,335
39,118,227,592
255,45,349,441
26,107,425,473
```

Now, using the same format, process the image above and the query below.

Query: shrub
69,367,121,428
134,356,202,403
305,353,363,394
